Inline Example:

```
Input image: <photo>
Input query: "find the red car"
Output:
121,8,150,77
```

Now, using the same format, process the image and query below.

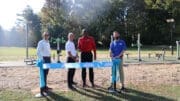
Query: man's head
68,32,74,41
113,31,120,40
42,32,49,40
81,29,88,36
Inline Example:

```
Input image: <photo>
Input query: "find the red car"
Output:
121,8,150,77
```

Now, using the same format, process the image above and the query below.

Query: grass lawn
0,47,177,61
0,84,179,101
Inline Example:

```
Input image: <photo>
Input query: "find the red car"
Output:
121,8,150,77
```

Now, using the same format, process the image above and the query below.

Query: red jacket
78,36,96,52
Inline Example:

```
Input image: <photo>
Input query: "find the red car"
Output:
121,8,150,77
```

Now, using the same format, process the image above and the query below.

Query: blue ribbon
36,59,121,88
36,59,45,88
43,61,113,69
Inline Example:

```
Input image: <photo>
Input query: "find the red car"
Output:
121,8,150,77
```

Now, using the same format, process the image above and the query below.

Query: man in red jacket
78,29,96,88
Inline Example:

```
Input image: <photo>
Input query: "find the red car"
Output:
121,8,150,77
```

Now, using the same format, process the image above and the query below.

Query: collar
43,39,49,42
68,40,73,42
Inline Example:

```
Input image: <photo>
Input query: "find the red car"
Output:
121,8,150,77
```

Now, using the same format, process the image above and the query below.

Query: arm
37,41,43,60
115,40,127,58
109,49,113,58
77,38,81,52
92,38,96,60
67,51,76,61
93,49,96,60
109,42,113,58
116,50,125,58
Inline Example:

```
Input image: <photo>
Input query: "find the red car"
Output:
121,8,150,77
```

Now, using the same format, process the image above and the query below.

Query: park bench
24,55,37,65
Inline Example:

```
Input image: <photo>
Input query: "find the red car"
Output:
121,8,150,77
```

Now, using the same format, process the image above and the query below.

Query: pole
137,33,141,61
171,24,174,55
111,35,113,43
26,23,29,59
176,41,180,60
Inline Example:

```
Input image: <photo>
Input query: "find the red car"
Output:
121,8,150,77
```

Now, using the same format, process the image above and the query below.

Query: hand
75,56,79,62
72,56,77,61
114,56,119,59
94,55,96,60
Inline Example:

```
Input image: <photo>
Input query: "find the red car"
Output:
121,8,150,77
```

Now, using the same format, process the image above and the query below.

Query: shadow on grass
45,91,72,101
74,85,175,101
74,85,120,101
39,86,175,101
121,88,175,101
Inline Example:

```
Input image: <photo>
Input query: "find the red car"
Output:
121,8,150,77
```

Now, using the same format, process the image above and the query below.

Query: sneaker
35,93,44,98
107,85,113,90
108,86,115,93
118,87,126,93
43,92,48,96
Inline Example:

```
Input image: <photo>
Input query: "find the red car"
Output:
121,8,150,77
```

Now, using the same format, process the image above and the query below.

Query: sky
0,0,45,30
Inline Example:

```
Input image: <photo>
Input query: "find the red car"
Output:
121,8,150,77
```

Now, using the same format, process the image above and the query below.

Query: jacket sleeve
37,41,43,60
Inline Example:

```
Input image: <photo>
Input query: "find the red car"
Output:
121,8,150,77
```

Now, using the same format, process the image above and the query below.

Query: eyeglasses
45,34,49,36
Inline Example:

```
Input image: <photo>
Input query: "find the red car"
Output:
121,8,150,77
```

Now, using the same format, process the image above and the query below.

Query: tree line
0,0,179,48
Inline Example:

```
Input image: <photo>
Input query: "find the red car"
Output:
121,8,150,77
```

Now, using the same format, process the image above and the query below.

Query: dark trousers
40,56,50,94
81,52,94,84
67,57,76,87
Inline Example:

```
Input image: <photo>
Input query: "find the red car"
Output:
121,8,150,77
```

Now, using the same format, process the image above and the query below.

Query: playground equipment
137,34,142,61
155,48,166,61
50,36,65,63
24,55,37,65
131,33,142,61
56,37,61,63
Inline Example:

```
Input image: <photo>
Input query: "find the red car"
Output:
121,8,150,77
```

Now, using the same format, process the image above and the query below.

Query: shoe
108,86,115,93
35,93,44,98
91,83,95,88
83,83,87,88
68,86,76,91
43,92,48,96
118,87,126,93
45,86,52,91
72,82,77,85
107,85,113,90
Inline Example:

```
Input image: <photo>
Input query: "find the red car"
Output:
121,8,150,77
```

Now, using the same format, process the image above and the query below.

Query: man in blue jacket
108,31,127,93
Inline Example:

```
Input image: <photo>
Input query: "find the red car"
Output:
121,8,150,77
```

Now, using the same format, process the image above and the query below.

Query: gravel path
0,64,179,93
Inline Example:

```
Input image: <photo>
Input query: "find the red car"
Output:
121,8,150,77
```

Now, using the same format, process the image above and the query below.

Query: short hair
81,29,88,35
68,32,74,39
113,31,119,34
42,32,49,38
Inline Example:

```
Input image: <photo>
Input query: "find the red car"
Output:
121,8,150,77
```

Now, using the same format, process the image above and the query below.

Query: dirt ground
0,64,180,93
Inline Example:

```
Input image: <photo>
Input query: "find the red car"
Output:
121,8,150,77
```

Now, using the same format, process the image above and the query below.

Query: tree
0,26,4,46
17,5,42,46
40,0,69,48
143,0,178,45
39,0,180,47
